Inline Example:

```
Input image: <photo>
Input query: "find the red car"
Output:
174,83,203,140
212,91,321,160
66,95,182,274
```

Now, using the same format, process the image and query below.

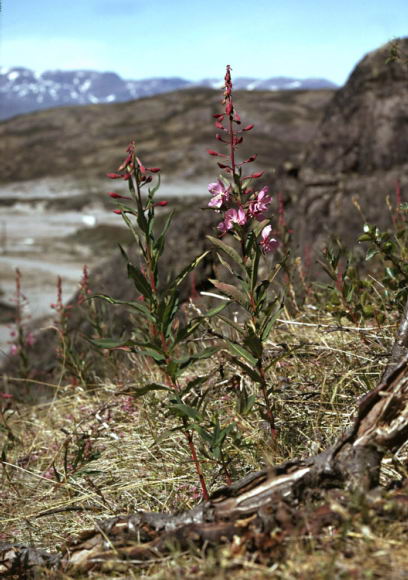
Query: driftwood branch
1,299,408,575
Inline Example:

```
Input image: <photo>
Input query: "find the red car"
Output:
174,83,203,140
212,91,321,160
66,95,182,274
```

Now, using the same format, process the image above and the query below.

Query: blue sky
1,0,407,84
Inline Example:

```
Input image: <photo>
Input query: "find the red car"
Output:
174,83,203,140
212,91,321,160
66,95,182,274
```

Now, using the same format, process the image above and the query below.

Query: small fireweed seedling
358,193,408,309
319,185,408,327
206,66,283,439
7,268,34,377
92,142,226,500
51,274,93,386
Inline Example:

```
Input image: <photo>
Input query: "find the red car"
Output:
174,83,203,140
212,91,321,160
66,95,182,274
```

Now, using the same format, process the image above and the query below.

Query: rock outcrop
295,38,408,252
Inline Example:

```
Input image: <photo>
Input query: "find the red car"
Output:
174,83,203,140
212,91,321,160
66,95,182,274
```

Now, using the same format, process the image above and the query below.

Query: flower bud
106,172,123,179
225,102,233,115
154,201,169,207
108,192,131,200
243,124,254,131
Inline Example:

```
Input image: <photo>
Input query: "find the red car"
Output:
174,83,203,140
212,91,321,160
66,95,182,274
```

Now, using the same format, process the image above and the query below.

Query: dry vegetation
1,299,407,578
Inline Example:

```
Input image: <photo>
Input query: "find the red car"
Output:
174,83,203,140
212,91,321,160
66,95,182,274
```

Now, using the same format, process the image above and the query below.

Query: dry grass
1,303,408,578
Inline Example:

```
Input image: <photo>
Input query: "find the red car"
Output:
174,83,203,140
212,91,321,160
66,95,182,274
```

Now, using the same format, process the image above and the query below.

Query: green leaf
210,279,248,307
138,347,167,362
147,173,161,198
207,236,245,271
216,252,234,275
181,375,209,395
127,263,153,299
154,209,175,259
169,403,200,421
130,382,172,398
204,302,228,318
260,308,281,342
229,356,262,383
365,248,379,261
358,233,373,242
250,247,260,291
244,333,263,359
88,337,133,350
217,314,245,335
174,318,202,345
226,340,258,366
92,294,154,321
171,251,210,289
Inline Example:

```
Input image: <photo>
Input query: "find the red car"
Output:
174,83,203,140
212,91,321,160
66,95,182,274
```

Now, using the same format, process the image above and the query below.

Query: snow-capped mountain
0,67,337,120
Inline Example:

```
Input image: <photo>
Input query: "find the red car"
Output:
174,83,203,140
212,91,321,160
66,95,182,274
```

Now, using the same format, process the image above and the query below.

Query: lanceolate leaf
127,263,153,299
154,209,175,259
92,294,154,321
174,318,202,345
210,279,248,307
169,403,200,421
175,346,220,371
138,347,167,362
88,337,134,350
172,251,210,289
226,340,258,366
207,236,245,272
130,382,172,398
229,356,262,383
217,314,245,335
204,302,228,318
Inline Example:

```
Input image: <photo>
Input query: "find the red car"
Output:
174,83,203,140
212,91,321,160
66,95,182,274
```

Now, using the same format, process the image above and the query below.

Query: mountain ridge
0,66,337,120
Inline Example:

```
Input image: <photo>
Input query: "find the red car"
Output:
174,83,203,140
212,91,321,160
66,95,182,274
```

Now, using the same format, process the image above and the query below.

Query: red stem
183,426,209,501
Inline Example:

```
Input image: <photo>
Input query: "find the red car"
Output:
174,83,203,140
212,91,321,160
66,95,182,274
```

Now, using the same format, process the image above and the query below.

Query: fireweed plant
93,142,225,500
206,66,282,438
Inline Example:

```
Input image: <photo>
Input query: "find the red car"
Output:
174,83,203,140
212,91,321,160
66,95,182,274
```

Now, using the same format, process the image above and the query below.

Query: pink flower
259,225,279,253
9,344,19,356
218,207,247,232
248,187,272,220
208,180,230,208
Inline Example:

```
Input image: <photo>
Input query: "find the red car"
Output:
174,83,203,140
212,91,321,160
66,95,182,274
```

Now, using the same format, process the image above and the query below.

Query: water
0,177,209,361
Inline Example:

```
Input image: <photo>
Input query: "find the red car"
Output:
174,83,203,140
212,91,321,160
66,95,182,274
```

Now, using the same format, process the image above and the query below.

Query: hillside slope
0,88,334,185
